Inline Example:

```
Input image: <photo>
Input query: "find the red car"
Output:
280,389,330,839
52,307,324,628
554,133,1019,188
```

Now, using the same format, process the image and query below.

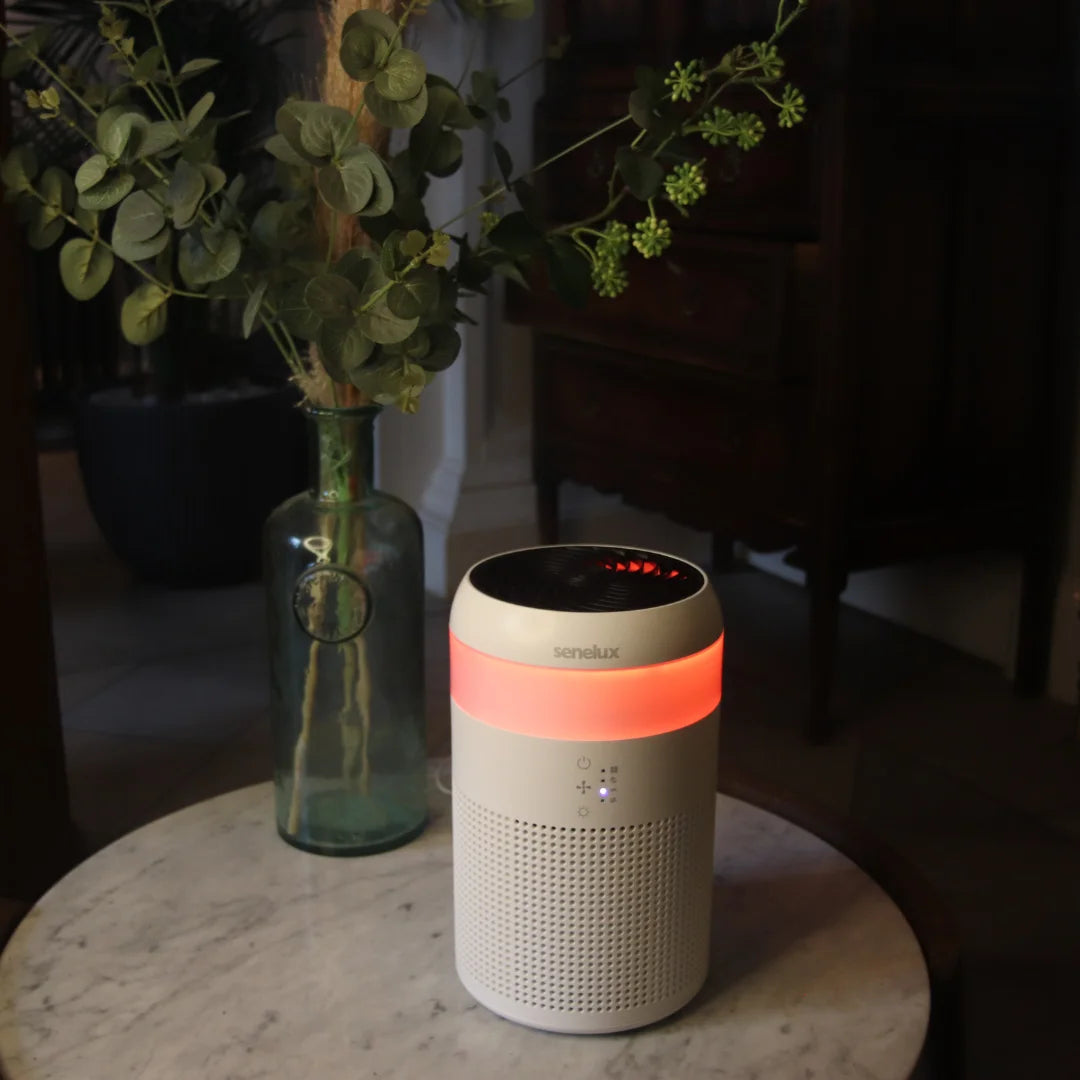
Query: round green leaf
77,170,135,212
339,25,390,82
419,323,462,371
59,238,114,300
334,249,377,293
615,146,663,201
305,273,360,322
374,49,427,103
275,100,322,153
112,225,170,264
178,227,242,286
385,327,430,361
425,79,476,130
545,236,590,308
265,133,313,168
358,296,419,345
100,111,144,163
300,104,357,160
1,145,38,194
341,8,399,41
470,70,499,115
120,283,169,345
387,265,439,320
27,205,65,251
318,321,375,383
74,155,109,194
488,210,544,257
316,160,374,216
167,159,206,229
115,190,167,244
278,282,321,341
139,121,181,159
401,230,427,257
345,146,394,218
199,164,227,200
363,82,428,130
40,167,74,215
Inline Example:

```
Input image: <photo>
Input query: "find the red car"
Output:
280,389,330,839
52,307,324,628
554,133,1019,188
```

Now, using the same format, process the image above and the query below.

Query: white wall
377,1,546,597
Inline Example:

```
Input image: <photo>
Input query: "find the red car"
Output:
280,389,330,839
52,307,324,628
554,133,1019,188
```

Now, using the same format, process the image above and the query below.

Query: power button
576,756,591,770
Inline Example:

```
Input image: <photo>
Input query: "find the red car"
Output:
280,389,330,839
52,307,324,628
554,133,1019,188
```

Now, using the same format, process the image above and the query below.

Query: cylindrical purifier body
450,545,724,1034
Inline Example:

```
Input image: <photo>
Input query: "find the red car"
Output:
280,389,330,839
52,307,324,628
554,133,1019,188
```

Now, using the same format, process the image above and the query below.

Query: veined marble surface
0,772,928,1080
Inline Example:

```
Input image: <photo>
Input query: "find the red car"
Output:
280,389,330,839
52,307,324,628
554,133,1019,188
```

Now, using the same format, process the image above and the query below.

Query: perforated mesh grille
454,791,711,1015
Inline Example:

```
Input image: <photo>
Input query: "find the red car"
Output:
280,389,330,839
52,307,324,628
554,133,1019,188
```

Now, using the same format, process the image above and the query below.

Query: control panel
573,755,621,818
451,701,719,827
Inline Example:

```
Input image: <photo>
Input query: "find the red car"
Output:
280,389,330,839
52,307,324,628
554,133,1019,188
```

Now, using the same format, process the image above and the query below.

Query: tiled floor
39,449,1080,1078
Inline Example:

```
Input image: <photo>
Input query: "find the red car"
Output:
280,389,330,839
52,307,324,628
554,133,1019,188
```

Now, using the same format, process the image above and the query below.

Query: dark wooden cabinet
518,0,1074,739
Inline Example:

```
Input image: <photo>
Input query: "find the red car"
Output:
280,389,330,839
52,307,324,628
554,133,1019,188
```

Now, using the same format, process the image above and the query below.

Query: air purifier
450,544,724,1034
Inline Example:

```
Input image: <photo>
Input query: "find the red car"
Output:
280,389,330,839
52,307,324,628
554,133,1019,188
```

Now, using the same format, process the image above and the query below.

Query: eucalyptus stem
497,55,543,93
388,0,424,51
138,76,180,127
434,112,636,233
142,0,186,120
0,26,97,117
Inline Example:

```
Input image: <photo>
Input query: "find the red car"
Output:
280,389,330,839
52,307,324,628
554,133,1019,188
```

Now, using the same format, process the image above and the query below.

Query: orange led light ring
449,631,723,741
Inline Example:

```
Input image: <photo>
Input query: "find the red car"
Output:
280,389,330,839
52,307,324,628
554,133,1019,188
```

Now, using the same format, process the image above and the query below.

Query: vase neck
306,406,379,504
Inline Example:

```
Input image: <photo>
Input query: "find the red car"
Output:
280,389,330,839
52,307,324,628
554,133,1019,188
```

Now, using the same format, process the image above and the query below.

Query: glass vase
263,404,427,855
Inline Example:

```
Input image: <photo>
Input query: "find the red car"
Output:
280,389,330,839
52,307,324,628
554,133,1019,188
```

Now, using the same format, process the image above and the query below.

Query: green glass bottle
264,404,427,855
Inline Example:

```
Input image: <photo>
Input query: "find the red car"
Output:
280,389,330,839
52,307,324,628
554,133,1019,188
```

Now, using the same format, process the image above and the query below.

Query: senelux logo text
554,645,621,660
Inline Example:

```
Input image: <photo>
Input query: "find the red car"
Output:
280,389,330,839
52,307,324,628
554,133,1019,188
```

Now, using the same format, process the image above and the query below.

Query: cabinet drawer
535,338,810,518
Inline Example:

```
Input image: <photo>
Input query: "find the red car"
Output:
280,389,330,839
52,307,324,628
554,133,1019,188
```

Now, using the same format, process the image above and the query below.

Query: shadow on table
698,863,867,1011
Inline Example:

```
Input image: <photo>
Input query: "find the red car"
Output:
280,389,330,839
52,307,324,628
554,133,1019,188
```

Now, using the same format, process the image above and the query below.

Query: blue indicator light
598,787,609,797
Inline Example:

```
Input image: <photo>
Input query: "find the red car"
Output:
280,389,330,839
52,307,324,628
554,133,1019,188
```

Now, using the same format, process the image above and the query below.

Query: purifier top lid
450,544,723,669
468,545,704,613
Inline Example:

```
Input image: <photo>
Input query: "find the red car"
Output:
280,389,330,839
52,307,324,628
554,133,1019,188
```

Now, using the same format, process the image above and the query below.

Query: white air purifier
450,544,724,1034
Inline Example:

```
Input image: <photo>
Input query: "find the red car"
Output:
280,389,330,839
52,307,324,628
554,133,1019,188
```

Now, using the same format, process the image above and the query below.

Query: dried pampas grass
297,0,401,408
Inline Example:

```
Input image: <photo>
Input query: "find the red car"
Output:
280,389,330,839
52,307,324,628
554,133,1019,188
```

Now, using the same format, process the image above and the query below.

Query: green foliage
120,281,169,345
631,215,672,259
546,236,591,307
1,0,810,412
1,145,38,195
59,237,114,300
615,148,663,202
664,161,707,208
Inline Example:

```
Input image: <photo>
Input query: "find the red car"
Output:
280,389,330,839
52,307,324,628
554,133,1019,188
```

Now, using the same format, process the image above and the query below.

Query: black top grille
468,546,704,613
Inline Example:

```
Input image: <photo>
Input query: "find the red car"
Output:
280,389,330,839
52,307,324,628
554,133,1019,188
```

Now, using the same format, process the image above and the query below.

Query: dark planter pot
75,382,308,587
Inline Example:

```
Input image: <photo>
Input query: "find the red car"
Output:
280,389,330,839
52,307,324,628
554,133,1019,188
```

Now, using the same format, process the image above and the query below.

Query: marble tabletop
0,771,929,1080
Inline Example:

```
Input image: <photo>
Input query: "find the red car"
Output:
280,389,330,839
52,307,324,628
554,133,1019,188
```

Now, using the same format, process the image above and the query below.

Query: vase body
264,405,426,855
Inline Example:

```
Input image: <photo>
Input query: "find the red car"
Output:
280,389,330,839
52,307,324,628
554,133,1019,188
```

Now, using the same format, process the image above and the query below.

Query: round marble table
0,775,929,1080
